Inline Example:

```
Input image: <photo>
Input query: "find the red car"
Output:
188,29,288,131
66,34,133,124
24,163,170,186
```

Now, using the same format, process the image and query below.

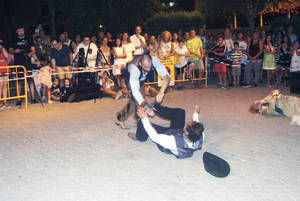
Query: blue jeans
245,60,262,85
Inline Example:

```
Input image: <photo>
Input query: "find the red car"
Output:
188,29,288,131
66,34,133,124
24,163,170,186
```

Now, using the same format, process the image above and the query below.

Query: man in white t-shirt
237,32,247,51
75,36,98,67
130,26,146,56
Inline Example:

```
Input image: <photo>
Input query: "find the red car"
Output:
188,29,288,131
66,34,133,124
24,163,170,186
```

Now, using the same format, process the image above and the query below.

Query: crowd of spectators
0,23,299,109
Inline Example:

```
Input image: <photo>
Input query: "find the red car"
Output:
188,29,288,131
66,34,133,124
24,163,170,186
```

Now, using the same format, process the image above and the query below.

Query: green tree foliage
145,11,205,35
194,0,279,30
51,0,162,35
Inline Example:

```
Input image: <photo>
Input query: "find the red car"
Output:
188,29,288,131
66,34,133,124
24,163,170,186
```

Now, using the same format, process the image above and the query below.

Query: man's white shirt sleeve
128,64,145,105
151,56,170,77
141,118,177,152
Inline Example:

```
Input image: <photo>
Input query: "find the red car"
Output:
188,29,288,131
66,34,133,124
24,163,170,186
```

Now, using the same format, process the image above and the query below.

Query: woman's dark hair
282,34,291,47
186,122,204,143
114,37,122,47
264,33,273,45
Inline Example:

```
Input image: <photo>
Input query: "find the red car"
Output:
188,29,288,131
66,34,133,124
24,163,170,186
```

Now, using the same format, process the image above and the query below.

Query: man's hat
203,152,230,178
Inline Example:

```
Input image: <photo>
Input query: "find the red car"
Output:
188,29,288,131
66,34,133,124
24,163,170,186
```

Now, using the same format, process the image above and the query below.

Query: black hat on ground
203,152,230,178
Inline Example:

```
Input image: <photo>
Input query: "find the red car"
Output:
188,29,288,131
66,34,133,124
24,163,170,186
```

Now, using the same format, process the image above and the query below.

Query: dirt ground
0,85,299,201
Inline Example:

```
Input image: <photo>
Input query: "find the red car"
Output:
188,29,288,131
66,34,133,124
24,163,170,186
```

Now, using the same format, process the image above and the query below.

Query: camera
78,48,85,67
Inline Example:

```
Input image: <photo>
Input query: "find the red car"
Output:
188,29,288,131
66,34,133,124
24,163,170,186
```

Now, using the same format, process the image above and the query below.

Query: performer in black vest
115,52,170,129
129,103,204,159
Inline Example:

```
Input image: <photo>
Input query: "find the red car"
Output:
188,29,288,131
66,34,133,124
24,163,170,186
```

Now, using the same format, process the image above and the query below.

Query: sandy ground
0,85,300,201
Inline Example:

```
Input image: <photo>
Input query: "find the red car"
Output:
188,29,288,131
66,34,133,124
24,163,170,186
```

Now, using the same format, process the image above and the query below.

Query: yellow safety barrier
0,65,28,108
146,56,208,88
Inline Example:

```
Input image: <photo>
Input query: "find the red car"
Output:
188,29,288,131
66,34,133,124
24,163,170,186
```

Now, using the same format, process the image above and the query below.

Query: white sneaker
48,100,53,104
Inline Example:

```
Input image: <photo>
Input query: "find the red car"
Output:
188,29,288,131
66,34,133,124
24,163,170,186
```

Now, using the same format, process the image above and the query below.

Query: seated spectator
174,40,194,88
60,79,74,102
98,71,125,100
51,78,60,101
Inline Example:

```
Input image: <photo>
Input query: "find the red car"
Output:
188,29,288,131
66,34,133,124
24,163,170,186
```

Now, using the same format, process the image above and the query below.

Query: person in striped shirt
230,42,243,88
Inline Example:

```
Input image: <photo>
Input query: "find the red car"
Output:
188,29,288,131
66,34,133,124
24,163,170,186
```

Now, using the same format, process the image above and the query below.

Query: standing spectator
28,46,41,103
34,36,46,59
63,31,71,46
50,38,73,88
98,31,105,44
237,31,247,84
211,35,227,89
43,35,52,58
290,40,300,93
91,35,98,46
75,35,98,67
172,32,179,49
157,31,174,60
177,28,183,41
186,27,205,88
262,34,277,88
224,28,234,86
230,42,243,88
75,34,81,45
0,39,10,109
260,30,266,43
278,35,292,85
130,26,146,56
198,28,207,50
11,25,34,107
59,33,66,45
183,31,190,43
244,31,264,88
148,35,158,54
144,33,149,44
106,32,114,49
99,37,111,65
122,32,135,65
113,38,127,87
287,26,297,44
7,47,14,65
237,32,247,51
37,56,52,103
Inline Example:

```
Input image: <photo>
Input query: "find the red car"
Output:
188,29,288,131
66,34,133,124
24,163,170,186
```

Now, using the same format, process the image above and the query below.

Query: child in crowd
60,78,74,102
211,35,227,89
51,78,60,101
98,70,124,100
148,44,157,56
37,56,52,103
174,40,194,88
230,42,243,88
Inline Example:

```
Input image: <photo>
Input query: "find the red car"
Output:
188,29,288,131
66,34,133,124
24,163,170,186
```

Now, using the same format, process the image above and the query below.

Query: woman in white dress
121,32,135,65
113,38,127,87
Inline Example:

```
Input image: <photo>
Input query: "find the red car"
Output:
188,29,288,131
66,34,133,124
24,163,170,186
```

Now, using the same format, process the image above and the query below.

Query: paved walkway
0,87,299,201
